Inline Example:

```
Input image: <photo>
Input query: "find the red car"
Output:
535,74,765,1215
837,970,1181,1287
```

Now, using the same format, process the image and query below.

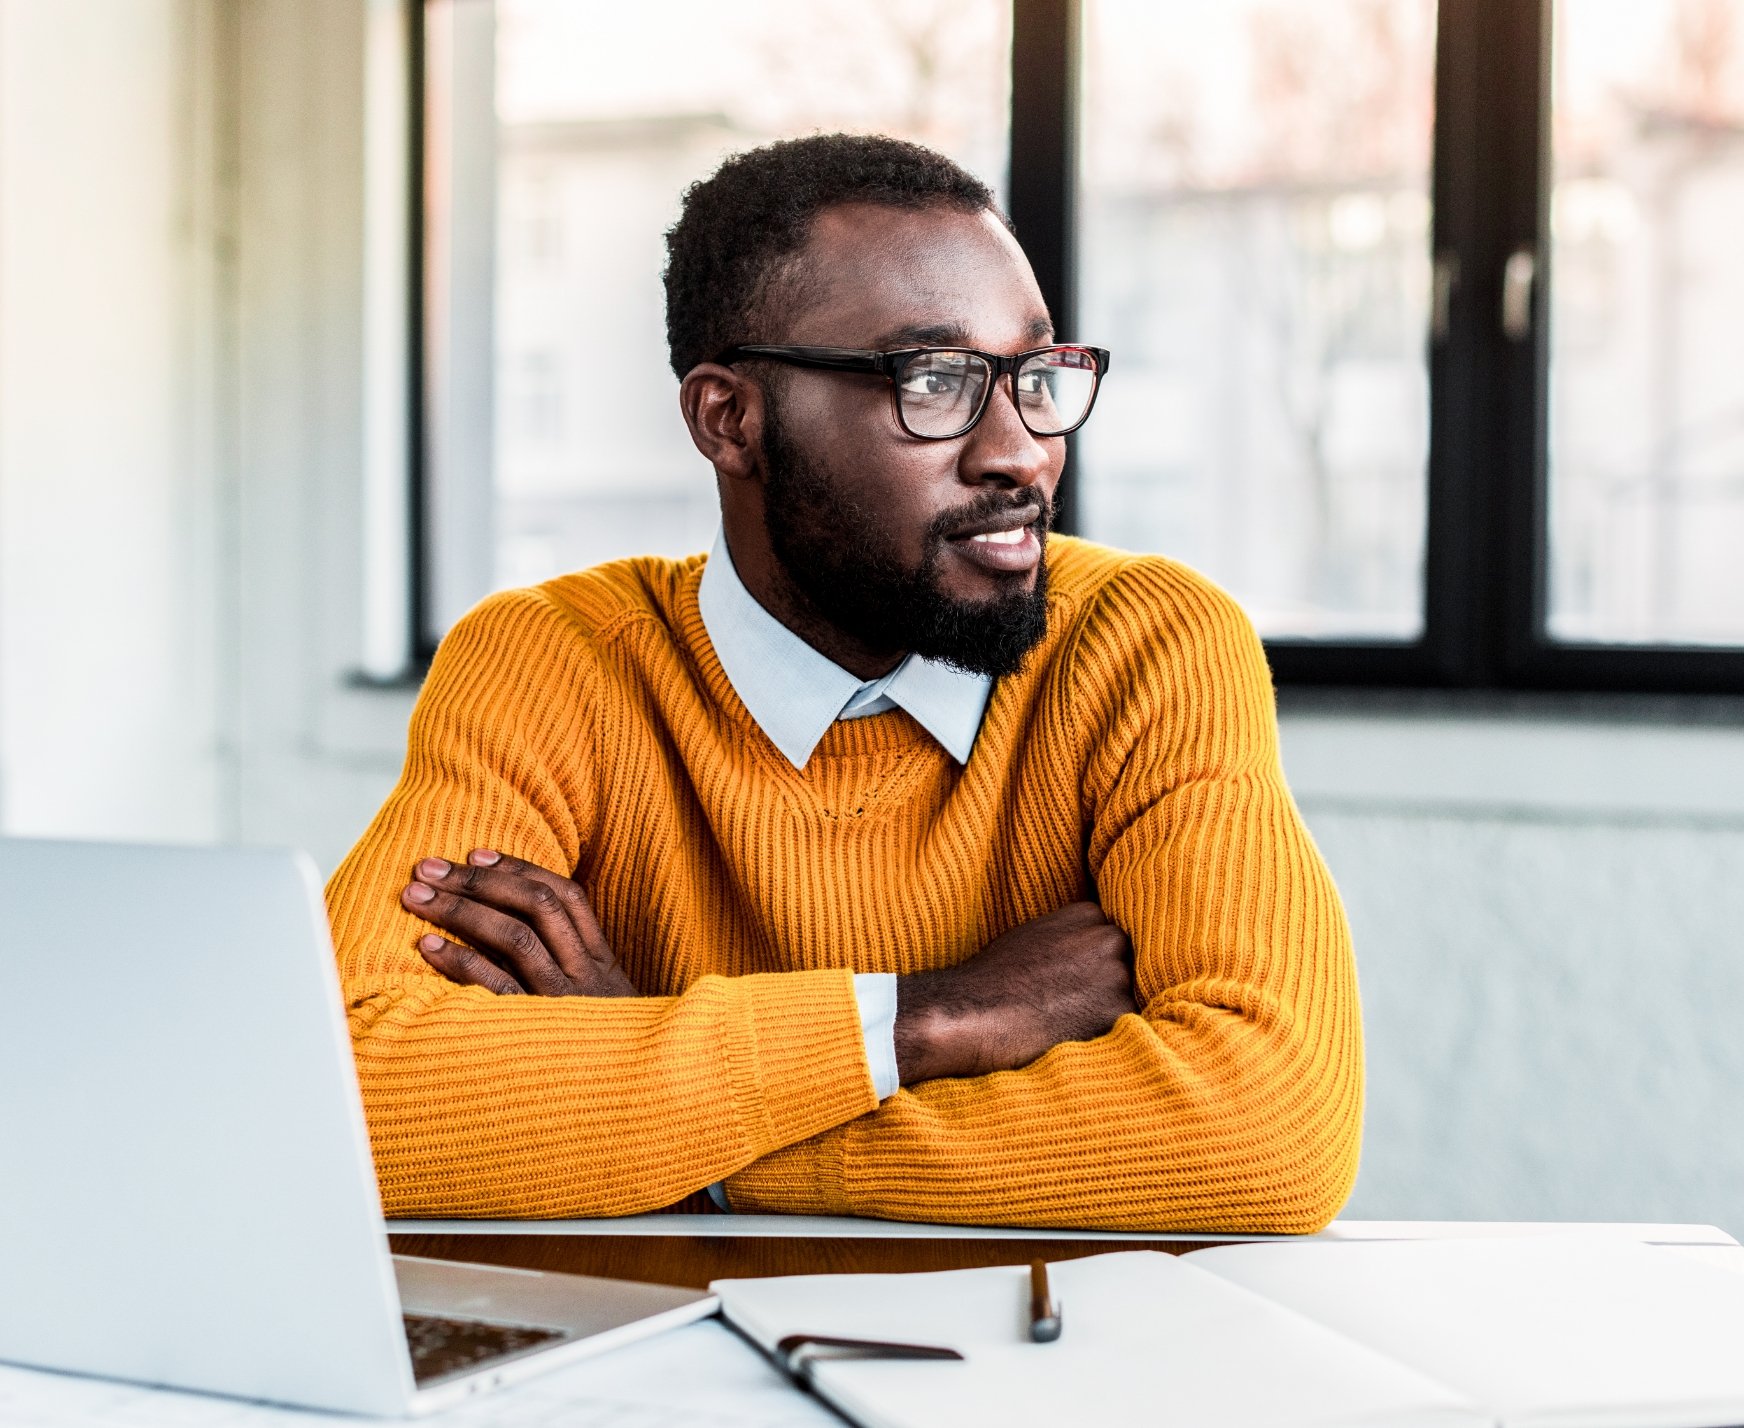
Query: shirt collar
698,529,993,770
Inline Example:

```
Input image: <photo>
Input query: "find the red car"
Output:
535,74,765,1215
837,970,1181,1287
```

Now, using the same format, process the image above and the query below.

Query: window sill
1276,687,1744,823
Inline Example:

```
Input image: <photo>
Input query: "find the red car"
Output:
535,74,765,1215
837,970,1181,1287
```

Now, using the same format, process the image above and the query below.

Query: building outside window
415,0,1744,684
479,1,1011,597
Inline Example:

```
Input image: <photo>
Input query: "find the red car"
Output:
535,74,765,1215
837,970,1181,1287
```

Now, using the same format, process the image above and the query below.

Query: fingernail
404,882,435,904
418,934,443,952
419,857,451,878
469,848,500,866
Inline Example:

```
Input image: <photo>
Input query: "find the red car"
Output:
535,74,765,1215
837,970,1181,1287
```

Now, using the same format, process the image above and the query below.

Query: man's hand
402,850,638,998
405,859,1130,1076
894,902,1138,1084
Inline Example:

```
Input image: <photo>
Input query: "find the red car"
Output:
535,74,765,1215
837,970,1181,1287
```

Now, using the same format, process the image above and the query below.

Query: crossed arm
396,771,1358,1231
402,852,1137,1088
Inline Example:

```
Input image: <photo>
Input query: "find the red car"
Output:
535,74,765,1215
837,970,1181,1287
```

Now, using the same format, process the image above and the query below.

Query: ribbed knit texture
326,536,1363,1229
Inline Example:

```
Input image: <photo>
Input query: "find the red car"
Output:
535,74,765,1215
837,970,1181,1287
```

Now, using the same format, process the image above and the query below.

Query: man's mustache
927,490,1053,545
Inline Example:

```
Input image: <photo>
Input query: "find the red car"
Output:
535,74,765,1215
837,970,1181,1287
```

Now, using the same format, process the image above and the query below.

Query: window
408,0,1744,693
418,0,1010,636
1547,0,1744,646
1078,1,1437,640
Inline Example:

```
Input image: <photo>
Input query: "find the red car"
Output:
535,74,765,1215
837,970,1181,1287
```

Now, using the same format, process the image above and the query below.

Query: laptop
0,837,717,1417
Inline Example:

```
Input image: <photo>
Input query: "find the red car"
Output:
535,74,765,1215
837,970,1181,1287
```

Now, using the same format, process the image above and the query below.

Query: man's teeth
969,527,1028,545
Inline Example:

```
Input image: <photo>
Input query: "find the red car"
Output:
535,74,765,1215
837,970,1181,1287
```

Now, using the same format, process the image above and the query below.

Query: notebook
713,1237,1744,1428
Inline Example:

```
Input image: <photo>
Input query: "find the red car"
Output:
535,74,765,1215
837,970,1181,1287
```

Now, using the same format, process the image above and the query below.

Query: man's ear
680,363,765,483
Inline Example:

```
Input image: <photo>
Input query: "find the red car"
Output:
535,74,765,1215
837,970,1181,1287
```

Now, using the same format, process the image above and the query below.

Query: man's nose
962,373,1055,488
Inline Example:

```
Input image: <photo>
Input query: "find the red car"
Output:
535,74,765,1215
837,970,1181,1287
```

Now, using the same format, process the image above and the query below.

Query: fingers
406,854,596,981
401,870,575,996
402,850,636,998
416,933,526,996
465,849,615,968
1087,918,1138,1009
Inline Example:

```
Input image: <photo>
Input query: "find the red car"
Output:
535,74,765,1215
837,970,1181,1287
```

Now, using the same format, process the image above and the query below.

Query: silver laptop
0,838,717,1417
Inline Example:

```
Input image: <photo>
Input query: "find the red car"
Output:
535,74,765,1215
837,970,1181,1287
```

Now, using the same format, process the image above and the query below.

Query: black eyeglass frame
715,343,1112,440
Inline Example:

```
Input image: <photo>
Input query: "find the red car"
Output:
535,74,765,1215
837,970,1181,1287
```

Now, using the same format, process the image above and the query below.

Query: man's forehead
778,202,1053,349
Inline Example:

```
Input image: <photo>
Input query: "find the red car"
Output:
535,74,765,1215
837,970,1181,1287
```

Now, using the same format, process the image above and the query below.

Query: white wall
0,0,1739,1239
228,0,402,862
1280,712,1744,1227
1321,806,1744,1223
0,0,229,841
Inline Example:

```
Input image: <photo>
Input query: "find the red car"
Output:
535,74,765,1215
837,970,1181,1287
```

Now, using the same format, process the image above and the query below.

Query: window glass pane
1077,0,1437,639
483,1,1011,594
1548,0,1744,645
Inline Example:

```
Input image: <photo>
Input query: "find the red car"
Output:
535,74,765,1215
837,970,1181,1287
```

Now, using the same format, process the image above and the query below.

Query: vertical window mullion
1008,0,1082,533
1424,0,1552,687
1493,0,1556,685
1422,0,1490,684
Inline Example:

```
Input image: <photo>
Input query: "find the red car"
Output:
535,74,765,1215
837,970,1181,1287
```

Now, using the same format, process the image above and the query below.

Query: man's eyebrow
873,321,975,348
872,316,1058,349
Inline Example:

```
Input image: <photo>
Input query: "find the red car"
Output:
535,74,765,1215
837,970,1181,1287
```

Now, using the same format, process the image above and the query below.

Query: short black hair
662,132,1005,378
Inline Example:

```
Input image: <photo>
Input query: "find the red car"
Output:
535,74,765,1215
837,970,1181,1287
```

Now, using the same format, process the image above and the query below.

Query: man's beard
759,399,1052,679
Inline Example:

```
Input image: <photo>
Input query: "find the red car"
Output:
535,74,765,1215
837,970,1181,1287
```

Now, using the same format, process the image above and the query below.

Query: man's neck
720,521,905,682
759,562,906,682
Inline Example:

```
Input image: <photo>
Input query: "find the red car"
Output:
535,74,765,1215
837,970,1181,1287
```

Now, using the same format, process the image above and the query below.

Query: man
326,134,1362,1230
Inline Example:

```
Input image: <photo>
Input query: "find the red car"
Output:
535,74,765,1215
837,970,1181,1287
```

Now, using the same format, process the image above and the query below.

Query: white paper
1190,1236,1744,1428
716,1251,1491,1428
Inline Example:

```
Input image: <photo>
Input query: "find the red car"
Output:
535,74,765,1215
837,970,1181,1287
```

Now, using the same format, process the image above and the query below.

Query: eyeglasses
715,343,1111,441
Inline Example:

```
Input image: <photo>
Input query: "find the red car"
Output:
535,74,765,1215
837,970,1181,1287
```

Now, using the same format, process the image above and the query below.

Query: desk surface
384,1216,1740,1289
9,1224,1740,1427
0,1320,836,1427
390,1214,1739,1242
8,1224,1741,1427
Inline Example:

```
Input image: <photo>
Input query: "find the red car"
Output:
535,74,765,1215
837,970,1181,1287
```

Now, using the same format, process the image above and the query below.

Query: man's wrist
893,970,966,1084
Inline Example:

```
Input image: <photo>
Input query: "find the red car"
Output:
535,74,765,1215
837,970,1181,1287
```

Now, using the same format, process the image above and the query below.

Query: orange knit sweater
325,536,1362,1230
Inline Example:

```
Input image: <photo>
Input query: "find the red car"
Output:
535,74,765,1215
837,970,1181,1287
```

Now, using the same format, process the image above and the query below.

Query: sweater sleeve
326,589,877,1217
720,566,1363,1232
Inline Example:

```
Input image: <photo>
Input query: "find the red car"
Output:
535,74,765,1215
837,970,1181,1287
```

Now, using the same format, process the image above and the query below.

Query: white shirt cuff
854,971,900,1101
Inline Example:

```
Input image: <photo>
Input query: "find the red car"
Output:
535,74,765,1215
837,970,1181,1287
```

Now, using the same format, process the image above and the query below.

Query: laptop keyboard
403,1311,566,1385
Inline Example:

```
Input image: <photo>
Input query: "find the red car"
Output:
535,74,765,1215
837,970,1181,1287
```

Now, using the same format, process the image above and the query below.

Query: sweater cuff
719,1128,852,1216
718,969,878,1157
713,972,892,1211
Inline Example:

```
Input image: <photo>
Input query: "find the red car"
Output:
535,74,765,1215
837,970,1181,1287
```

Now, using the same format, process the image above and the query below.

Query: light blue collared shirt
698,530,995,1108
698,531,993,771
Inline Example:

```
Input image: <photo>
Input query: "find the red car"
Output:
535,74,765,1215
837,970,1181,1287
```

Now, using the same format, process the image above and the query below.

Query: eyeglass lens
895,349,1099,438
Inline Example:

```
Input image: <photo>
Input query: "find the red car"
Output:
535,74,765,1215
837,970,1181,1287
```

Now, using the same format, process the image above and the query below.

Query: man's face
754,203,1065,677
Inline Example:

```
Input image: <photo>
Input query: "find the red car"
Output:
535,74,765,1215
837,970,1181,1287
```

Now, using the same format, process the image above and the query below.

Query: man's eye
1016,370,1049,396
901,369,967,399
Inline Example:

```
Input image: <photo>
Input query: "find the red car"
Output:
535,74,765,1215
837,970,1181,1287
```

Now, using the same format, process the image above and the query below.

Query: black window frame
407,0,1744,695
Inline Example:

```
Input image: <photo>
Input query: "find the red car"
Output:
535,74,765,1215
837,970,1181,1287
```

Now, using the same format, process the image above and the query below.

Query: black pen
1028,1259,1062,1342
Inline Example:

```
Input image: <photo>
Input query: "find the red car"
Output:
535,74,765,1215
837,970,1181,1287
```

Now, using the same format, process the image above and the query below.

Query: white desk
388,1214,1741,1244
384,1213,1743,1289
0,1321,833,1427
6,1220,1739,1426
